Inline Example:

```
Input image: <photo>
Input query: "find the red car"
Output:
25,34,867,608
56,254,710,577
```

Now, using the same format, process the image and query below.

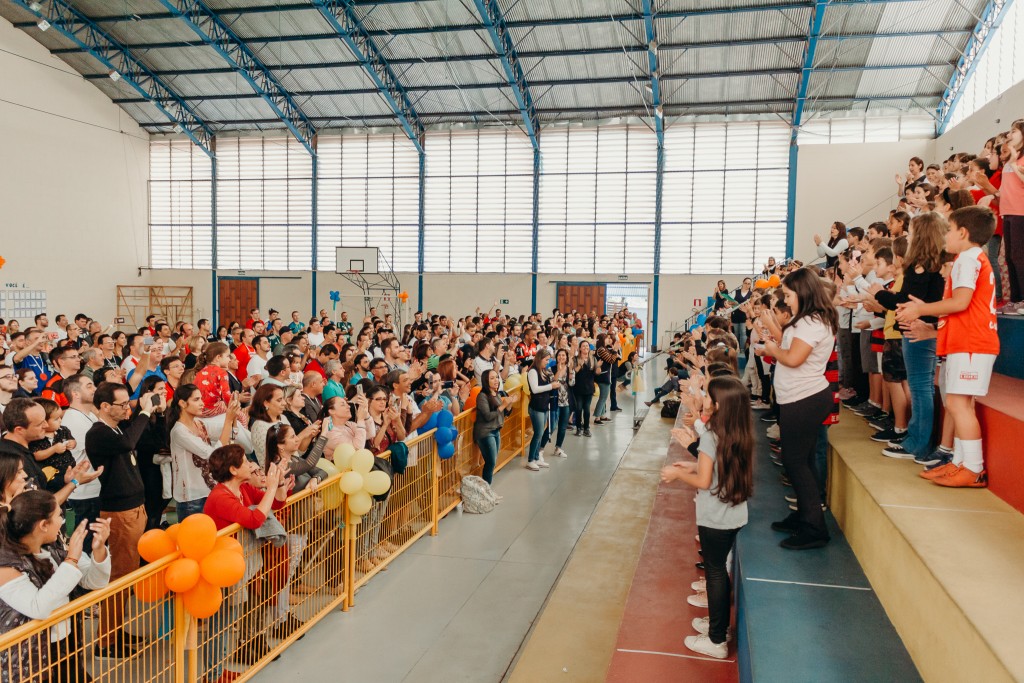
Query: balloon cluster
421,409,457,459
136,515,245,619
330,443,392,524
398,291,409,303
504,373,531,396
755,275,781,289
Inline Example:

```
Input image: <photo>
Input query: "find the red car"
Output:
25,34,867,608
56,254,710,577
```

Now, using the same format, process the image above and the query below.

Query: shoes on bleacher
760,414,778,423
687,591,708,608
692,617,734,642
771,513,802,534
691,579,706,592
781,532,830,550
871,427,904,443
780,475,791,486
766,424,780,440
684,634,728,659
868,415,893,430
882,444,915,459
842,397,866,408
852,402,880,416
771,456,784,467
915,449,951,467
919,461,958,480
997,301,1020,315
932,464,987,488
837,388,857,401
751,400,771,410
788,502,827,512
784,494,797,503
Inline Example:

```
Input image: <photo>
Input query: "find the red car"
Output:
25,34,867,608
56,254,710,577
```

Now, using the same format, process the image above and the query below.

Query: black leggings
698,525,741,645
1003,214,1024,302
572,390,593,429
779,388,834,537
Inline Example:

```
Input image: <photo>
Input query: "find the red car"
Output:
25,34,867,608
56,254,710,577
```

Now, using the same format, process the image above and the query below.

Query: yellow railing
0,387,529,683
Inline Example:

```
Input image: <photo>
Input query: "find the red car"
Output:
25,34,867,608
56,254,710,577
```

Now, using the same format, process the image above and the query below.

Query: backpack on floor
461,475,499,514
661,399,681,419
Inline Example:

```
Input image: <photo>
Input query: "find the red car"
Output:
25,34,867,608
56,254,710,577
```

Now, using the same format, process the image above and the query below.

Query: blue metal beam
787,0,828,259
417,145,426,312
11,0,214,157
63,28,972,58
472,0,540,151
937,0,1015,134
311,0,424,153
531,148,541,311
155,0,316,156
642,0,664,350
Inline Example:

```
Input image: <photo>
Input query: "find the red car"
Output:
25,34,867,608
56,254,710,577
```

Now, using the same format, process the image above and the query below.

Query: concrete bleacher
828,412,1024,683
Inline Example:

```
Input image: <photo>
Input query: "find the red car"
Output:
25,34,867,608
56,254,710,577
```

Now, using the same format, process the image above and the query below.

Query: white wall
0,18,149,325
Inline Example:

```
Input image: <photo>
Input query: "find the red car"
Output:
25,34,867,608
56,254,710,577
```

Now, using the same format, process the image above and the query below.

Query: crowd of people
650,139,1006,659
0,301,644,681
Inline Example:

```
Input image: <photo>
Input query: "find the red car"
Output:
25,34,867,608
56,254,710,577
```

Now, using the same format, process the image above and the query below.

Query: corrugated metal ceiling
0,0,993,136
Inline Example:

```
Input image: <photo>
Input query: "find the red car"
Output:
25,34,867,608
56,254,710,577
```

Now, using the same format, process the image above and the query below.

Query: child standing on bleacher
661,375,753,660
897,206,999,487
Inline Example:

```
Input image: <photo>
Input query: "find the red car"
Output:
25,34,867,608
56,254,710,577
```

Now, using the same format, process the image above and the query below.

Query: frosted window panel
597,128,628,173
725,123,760,170
393,177,420,224
662,172,693,223
692,172,724,222
664,124,695,171
540,130,569,174
627,126,659,172
367,178,394,224
660,223,692,274
318,177,342,224
724,170,757,221
565,229,596,273
757,123,791,166
342,136,369,177
568,129,598,170
506,175,534,223
865,117,900,142
693,123,726,171
796,119,830,145
755,222,787,268
723,223,756,273
478,175,506,223
690,223,725,274
477,224,506,272
757,169,790,222
830,119,864,144
627,172,657,224
318,225,342,269
566,174,598,222
596,173,627,223
505,224,533,273
539,173,568,223
624,224,655,273
537,222,567,272
449,223,477,271
898,117,935,140
423,225,451,272
595,223,626,273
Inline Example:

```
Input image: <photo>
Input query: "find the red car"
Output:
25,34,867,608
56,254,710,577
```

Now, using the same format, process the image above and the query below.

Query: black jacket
85,412,149,512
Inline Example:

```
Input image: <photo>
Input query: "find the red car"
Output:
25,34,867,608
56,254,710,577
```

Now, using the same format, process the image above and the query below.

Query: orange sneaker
932,465,987,488
919,462,957,480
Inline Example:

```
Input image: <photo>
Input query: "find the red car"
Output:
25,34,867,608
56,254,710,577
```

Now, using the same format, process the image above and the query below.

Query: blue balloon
437,410,454,428
422,412,439,432
696,314,707,325
435,428,452,446
438,442,456,460
689,325,700,333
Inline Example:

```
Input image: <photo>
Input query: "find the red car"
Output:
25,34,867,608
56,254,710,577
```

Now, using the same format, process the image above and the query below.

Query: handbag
661,399,681,418
388,441,409,476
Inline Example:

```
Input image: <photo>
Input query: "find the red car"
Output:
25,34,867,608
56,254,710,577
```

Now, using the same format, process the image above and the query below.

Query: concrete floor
251,362,663,683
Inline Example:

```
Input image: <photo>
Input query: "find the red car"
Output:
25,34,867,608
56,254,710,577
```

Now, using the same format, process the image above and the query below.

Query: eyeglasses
111,401,131,408
372,396,387,401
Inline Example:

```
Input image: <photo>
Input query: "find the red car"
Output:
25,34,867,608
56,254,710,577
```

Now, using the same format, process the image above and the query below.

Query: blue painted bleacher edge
995,313,1024,380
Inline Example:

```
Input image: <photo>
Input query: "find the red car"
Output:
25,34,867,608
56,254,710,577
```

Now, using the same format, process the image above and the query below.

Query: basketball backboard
335,246,379,275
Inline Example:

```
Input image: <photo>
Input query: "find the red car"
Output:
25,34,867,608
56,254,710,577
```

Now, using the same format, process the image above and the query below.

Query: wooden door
218,278,258,328
557,284,606,317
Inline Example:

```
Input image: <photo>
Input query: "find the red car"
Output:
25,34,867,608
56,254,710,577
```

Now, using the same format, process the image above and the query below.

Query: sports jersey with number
937,247,999,357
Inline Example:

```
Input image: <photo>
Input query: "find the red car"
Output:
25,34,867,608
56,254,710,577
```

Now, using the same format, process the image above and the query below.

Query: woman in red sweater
203,445,290,680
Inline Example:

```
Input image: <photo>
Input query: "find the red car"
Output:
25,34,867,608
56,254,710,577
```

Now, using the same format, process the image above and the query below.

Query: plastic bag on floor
460,476,498,514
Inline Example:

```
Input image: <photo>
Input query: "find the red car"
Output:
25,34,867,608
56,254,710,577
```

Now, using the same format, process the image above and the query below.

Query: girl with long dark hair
571,339,596,437
815,221,849,270
540,348,573,458
759,268,838,550
662,376,753,660
473,369,515,485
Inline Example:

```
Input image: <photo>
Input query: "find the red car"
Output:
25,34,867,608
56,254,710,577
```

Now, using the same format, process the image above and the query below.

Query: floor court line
879,503,1010,514
615,648,736,664
745,577,872,591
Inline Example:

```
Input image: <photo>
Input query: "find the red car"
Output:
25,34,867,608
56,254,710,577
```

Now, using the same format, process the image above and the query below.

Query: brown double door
218,278,258,328
557,284,606,317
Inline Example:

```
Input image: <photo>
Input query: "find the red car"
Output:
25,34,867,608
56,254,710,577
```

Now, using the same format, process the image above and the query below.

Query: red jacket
204,482,285,531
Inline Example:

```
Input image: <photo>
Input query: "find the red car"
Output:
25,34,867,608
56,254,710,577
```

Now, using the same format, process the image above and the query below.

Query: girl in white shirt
0,490,111,682
760,268,838,550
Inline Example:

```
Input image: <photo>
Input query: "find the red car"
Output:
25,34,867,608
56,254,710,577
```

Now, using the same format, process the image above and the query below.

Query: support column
652,138,664,351
211,151,218,326
786,142,798,259
531,147,540,312
418,145,426,312
311,153,319,315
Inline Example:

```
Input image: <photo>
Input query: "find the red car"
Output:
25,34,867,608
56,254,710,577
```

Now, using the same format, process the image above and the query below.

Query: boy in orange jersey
897,206,999,487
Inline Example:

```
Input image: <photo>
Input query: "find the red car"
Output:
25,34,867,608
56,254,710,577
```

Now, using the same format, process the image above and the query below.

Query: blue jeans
528,408,548,462
732,321,747,351
901,337,937,456
204,603,238,680
594,382,611,418
541,405,571,449
176,497,207,521
476,429,500,484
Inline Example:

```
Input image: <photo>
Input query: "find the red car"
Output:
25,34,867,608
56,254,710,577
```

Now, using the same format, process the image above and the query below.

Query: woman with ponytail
0,490,111,681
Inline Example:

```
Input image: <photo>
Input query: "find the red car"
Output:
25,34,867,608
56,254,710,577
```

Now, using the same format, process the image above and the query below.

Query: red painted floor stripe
606,413,739,683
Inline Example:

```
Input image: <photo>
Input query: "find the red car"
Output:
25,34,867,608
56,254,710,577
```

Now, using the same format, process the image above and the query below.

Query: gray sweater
473,393,505,441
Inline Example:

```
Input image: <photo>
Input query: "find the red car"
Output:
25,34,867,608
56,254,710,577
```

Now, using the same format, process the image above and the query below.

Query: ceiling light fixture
28,1,42,11
37,18,50,31
108,70,121,81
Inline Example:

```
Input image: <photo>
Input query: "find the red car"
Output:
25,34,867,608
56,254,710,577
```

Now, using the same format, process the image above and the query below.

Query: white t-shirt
246,354,268,379
306,332,325,347
773,317,833,405
61,407,101,500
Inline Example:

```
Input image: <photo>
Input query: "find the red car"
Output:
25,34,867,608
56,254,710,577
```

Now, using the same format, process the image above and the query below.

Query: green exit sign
499,299,510,305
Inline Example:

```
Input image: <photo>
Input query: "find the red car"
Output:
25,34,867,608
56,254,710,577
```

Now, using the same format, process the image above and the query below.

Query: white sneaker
691,617,734,642
555,447,568,458
691,578,706,592
686,591,708,608
536,457,550,469
684,634,728,659
525,462,540,471
766,424,780,440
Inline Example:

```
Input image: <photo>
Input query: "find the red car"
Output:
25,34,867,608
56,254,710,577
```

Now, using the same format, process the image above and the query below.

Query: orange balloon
135,571,169,602
183,579,223,619
200,549,246,588
177,514,217,560
768,274,782,287
212,536,244,556
165,523,181,545
138,529,177,563
165,558,201,593
755,279,770,289
467,385,481,411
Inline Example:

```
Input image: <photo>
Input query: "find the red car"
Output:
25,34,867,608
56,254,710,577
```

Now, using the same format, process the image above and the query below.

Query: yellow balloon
350,449,374,475
316,458,343,509
340,471,364,495
504,375,520,392
348,490,372,516
348,514,362,526
317,459,339,477
333,443,356,470
363,470,391,496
